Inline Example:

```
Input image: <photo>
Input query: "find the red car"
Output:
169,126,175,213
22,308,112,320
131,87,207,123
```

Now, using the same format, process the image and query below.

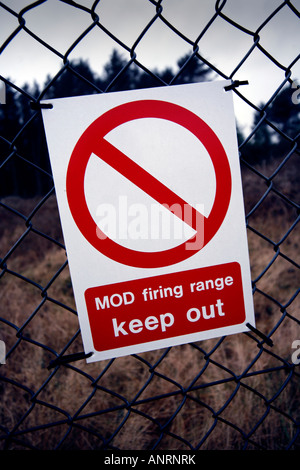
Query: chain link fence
0,0,299,450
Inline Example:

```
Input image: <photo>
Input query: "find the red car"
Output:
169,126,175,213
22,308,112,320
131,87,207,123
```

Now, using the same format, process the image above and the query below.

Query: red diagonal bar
93,138,205,232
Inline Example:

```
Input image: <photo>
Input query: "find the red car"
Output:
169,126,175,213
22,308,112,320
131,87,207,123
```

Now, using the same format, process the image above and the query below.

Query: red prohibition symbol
66,100,232,268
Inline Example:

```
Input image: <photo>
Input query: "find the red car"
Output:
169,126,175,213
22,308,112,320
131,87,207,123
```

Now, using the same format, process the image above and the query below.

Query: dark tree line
0,50,298,197
241,87,300,165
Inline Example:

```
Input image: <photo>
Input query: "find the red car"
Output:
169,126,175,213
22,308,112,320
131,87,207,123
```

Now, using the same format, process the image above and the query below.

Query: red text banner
85,262,246,353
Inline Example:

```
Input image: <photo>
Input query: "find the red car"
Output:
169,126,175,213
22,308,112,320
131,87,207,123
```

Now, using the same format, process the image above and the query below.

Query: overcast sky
1,0,300,131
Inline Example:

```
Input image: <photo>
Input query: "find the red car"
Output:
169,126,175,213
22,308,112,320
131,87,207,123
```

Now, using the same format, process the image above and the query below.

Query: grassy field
0,156,299,450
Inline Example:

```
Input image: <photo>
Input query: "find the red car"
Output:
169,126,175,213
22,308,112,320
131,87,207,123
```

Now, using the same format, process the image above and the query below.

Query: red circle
66,100,231,268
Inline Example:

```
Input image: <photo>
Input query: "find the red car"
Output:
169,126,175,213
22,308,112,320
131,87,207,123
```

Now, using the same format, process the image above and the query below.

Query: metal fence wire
0,0,299,451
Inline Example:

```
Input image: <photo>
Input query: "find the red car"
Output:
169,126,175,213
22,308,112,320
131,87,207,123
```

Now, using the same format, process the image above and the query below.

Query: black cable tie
47,351,93,369
246,323,273,347
224,80,249,91
30,101,53,110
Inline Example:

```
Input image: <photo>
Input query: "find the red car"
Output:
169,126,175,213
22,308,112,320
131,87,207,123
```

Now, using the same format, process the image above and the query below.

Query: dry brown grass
0,156,299,450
